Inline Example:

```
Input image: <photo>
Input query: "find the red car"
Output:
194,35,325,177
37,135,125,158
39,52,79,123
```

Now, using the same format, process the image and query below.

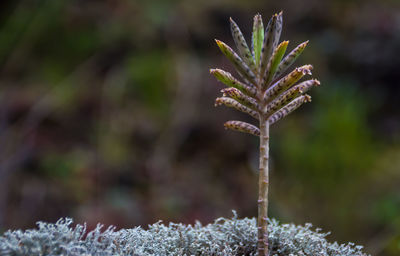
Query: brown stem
257,116,269,255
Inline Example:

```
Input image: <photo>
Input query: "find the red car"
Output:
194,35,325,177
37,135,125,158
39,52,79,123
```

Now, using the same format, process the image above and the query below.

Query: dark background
0,0,399,255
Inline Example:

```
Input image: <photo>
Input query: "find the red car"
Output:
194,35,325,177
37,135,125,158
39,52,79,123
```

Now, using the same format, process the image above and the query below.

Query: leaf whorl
212,13,320,134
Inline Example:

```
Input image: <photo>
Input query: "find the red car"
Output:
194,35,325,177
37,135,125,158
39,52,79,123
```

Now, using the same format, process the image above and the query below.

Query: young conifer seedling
210,12,320,255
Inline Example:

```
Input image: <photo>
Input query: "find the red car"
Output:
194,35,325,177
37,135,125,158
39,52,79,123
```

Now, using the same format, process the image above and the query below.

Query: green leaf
215,97,259,119
210,69,257,98
259,12,283,80
274,41,308,79
268,95,311,124
263,40,288,87
215,39,257,85
264,64,313,102
251,14,264,70
221,87,258,110
224,120,260,136
230,18,255,72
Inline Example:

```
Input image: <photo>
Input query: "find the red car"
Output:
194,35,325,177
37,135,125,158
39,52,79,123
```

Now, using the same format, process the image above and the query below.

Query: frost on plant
211,12,320,255
0,213,369,256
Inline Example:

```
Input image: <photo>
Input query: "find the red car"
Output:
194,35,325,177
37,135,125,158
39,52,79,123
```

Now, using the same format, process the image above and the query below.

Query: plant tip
254,14,262,22
298,65,313,75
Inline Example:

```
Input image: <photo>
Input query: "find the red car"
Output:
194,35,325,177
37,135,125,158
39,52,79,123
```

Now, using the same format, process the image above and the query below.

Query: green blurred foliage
127,51,171,113
278,81,375,191
0,0,399,255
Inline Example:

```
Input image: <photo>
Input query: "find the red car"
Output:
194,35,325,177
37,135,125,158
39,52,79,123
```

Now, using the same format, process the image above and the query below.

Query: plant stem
257,116,269,256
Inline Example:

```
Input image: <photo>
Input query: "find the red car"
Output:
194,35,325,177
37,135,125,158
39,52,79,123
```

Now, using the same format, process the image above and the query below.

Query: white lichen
0,212,369,256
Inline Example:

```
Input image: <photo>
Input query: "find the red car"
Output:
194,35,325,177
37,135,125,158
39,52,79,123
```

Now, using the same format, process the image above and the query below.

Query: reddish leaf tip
296,65,313,75
254,14,262,22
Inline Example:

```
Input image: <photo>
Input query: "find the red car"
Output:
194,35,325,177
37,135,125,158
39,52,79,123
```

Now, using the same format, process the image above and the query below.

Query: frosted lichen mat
0,214,369,256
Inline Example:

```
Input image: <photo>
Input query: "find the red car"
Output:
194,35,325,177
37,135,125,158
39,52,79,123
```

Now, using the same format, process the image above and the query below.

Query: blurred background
0,0,399,255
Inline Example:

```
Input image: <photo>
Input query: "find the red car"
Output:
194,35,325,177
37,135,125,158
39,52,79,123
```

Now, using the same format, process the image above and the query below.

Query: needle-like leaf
230,18,256,71
210,69,257,98
268,95,311,124
224,120,260,136
274,41,308,80
221,87,258,110
264,65,313,102
215,97,259,120
264,79,320,115
264,87,302,116
215,40,257,85
263,40,289,88
275,12,283,48
251,14,264,69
